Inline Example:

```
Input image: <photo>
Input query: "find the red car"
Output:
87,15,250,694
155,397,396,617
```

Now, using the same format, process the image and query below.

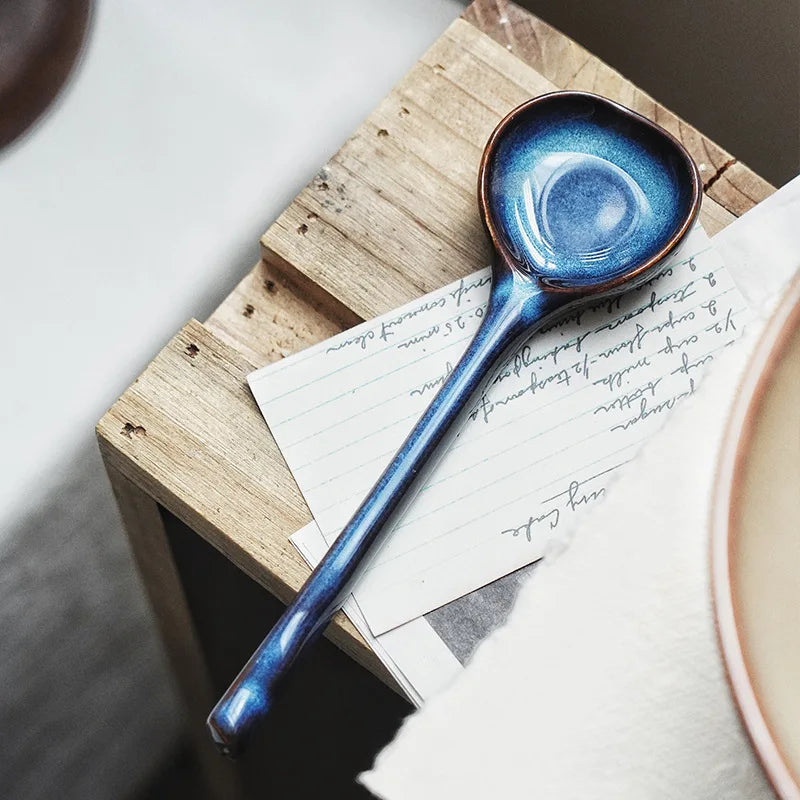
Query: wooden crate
96,1,773,793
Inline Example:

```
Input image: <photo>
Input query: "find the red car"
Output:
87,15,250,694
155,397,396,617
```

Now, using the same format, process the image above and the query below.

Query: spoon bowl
208,91,701,756
480,91,700,293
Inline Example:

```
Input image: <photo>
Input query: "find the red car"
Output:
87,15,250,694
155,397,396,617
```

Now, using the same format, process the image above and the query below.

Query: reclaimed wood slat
104,465,244,800
98,320,399,689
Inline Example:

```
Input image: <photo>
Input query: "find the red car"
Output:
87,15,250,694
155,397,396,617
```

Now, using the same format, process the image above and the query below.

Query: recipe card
249,225,747,635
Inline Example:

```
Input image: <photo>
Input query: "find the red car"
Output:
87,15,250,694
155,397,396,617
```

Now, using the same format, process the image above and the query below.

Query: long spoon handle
207,284,565,755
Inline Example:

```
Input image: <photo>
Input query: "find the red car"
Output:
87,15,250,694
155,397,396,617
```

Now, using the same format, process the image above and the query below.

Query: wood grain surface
99,0,775,685
98,320,396,685
105,465,244,800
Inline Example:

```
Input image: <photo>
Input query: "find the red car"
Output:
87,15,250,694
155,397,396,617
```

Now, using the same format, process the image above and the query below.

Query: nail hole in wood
122,422,146,438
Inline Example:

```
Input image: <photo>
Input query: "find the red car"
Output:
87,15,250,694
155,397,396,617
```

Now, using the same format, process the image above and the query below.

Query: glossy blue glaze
485,93,696,288
208,92,700,756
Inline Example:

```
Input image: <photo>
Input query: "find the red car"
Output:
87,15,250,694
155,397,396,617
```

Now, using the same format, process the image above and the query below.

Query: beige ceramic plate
713,272,800,799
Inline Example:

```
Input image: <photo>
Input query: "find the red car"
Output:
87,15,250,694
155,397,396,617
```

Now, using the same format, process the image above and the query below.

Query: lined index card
249,226,747,635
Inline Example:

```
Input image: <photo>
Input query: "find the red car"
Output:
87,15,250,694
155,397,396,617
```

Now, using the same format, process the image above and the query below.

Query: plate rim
712,270,800,800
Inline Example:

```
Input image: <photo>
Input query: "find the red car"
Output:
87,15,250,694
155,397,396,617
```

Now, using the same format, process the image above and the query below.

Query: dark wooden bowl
0,0,91,150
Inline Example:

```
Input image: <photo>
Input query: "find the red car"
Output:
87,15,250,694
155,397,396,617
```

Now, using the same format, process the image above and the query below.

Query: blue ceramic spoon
208,91,700,755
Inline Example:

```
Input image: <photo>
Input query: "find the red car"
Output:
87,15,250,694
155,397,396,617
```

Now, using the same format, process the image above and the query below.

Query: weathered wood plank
97,320,400,691
104,465,244,800
206,256,359,367
699,197,737,237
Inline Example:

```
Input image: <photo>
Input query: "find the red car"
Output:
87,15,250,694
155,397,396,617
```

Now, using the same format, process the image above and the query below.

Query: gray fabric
0,443,180,800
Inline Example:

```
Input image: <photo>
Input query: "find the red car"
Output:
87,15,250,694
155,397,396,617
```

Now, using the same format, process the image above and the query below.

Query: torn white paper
362,328,774,800
249,225,747,634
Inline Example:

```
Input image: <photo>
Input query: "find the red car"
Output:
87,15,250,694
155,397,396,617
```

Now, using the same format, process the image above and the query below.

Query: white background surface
0,1,461,796
0,0,460,531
